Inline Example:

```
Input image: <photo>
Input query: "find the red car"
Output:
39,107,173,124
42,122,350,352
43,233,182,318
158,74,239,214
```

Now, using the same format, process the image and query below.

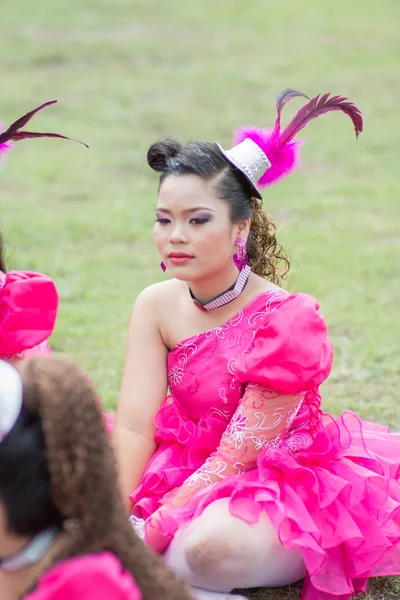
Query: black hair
0,409,62,536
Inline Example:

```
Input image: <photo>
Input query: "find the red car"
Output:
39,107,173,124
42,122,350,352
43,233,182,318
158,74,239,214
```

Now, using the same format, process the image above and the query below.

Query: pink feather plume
233,88,363,188
234,126,304,187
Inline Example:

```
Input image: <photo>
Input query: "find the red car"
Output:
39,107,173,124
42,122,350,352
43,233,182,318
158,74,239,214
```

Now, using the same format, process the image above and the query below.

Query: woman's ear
236,217,251,241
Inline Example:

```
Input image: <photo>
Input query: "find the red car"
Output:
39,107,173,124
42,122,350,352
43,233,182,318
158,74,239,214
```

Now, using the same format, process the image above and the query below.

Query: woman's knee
183,514,254,578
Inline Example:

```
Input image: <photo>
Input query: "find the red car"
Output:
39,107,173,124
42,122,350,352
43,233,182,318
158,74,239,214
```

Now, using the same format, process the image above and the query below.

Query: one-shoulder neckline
170,288,289,353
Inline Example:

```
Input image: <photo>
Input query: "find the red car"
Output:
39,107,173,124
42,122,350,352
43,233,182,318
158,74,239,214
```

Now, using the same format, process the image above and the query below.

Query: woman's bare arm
112,285,168,509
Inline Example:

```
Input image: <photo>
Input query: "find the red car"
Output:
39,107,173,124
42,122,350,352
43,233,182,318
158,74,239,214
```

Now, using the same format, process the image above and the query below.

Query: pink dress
25,551,141,600
0,270,58,362
128,290,400,600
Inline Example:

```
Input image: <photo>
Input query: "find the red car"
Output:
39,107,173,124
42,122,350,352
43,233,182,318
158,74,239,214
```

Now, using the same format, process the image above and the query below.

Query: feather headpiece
217,89,363,198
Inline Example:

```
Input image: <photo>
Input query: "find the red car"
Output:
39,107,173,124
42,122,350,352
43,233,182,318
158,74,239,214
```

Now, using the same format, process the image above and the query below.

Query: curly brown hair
247,197,290,284
17,355,192,600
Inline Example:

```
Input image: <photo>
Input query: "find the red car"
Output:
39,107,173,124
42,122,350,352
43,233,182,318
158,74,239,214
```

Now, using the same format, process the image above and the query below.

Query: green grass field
1,1,399,597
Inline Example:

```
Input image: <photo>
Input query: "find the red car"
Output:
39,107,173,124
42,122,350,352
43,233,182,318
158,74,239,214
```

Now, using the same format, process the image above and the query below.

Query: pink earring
233,237,248,271
160,262,167,272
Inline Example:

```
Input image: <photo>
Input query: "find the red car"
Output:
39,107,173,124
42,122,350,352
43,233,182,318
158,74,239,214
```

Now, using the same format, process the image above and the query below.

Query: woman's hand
142,508,175,554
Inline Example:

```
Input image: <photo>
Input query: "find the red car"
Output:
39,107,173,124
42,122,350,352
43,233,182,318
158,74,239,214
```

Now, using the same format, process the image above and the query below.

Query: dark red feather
3,101,58,136
0,100,88,148
278,93,363,147
11,131,89,147
271,89,310,140
275,89,310,118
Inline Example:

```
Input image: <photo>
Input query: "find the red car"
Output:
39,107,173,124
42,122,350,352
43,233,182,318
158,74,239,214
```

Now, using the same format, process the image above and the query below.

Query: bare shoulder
133,278,185,320
135,278,183,303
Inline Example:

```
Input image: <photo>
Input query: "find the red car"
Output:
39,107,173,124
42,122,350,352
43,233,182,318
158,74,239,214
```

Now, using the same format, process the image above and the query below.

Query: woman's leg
164,498,306,594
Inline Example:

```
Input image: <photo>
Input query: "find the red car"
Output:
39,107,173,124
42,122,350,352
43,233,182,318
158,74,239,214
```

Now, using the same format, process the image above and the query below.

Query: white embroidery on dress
175,340,199,374
230,311,244,327
248,291,288,327
227,357,237,375
209,387,232,421
185,392,305,494
265,290,289,311
206,323,230,340
169,366,184,386
187,456,245,488
222,404,286,451
283,432,312,453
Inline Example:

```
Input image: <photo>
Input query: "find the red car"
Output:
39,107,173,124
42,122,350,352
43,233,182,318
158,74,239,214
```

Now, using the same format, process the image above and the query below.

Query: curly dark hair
147,137,290,284
1,355,192,600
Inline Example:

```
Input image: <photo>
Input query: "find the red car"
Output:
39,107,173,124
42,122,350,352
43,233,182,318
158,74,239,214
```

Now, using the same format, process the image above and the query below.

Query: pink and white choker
186,264,251,311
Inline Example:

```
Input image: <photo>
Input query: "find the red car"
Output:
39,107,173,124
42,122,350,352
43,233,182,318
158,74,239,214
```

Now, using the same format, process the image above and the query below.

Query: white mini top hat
215,138,271,199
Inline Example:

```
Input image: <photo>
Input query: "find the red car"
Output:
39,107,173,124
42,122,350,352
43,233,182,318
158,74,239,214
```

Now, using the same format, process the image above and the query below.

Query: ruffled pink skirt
131,404,400,600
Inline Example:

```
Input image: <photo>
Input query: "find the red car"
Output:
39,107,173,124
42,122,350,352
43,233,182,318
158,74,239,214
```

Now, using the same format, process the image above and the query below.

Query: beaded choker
186,264,251,311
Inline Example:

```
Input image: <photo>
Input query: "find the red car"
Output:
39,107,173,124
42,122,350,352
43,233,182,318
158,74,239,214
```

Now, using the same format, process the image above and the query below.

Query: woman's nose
169,223,188,244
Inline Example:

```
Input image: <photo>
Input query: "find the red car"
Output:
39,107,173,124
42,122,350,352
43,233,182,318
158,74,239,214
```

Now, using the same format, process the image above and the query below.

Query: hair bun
147,137,183,173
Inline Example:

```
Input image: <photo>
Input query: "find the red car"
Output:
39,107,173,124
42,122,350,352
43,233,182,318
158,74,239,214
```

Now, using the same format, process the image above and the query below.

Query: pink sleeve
0,270,58,357
144,385,304,553
25,552,142,600
235,293,333,394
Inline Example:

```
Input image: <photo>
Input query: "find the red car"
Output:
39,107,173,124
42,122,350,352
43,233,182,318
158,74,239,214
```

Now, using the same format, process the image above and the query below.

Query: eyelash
155,218,209,225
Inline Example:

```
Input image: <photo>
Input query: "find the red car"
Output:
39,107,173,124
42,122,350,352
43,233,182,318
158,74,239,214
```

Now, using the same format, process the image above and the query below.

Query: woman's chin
168,266,193,281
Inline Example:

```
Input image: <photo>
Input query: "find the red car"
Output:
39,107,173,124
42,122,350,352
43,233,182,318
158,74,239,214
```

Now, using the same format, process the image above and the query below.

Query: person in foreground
0,356,193,600
112,89,400,600
0,100,87,364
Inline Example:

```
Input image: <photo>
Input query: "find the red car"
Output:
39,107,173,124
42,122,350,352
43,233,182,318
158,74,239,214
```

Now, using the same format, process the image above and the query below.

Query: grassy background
0,1,399,596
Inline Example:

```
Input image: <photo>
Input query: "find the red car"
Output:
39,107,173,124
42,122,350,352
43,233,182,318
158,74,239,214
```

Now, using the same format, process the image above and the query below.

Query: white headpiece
0,360,23,443
215,138,271,200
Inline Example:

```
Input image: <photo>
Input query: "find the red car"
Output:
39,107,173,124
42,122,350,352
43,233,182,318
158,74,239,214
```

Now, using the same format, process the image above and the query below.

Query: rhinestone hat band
215,138,271,200
186,264,251,311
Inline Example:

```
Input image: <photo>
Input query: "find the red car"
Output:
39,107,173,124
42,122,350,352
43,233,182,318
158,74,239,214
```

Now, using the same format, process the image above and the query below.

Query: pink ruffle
131,396,228,519
0,270,58,357
235,293,334,394
25,552,141,600
154,412,400,600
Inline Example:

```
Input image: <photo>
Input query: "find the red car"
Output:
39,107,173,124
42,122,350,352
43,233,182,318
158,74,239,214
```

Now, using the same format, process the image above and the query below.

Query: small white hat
215,138,271,199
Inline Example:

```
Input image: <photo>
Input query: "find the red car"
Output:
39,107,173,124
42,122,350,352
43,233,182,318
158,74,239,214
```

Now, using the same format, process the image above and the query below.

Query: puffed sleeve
25,552,142,600
0,270,58,357
235,293,333,394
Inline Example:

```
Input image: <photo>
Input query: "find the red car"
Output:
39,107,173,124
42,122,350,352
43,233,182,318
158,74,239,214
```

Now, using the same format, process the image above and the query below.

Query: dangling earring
233,237,248,271
160,262,167,272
